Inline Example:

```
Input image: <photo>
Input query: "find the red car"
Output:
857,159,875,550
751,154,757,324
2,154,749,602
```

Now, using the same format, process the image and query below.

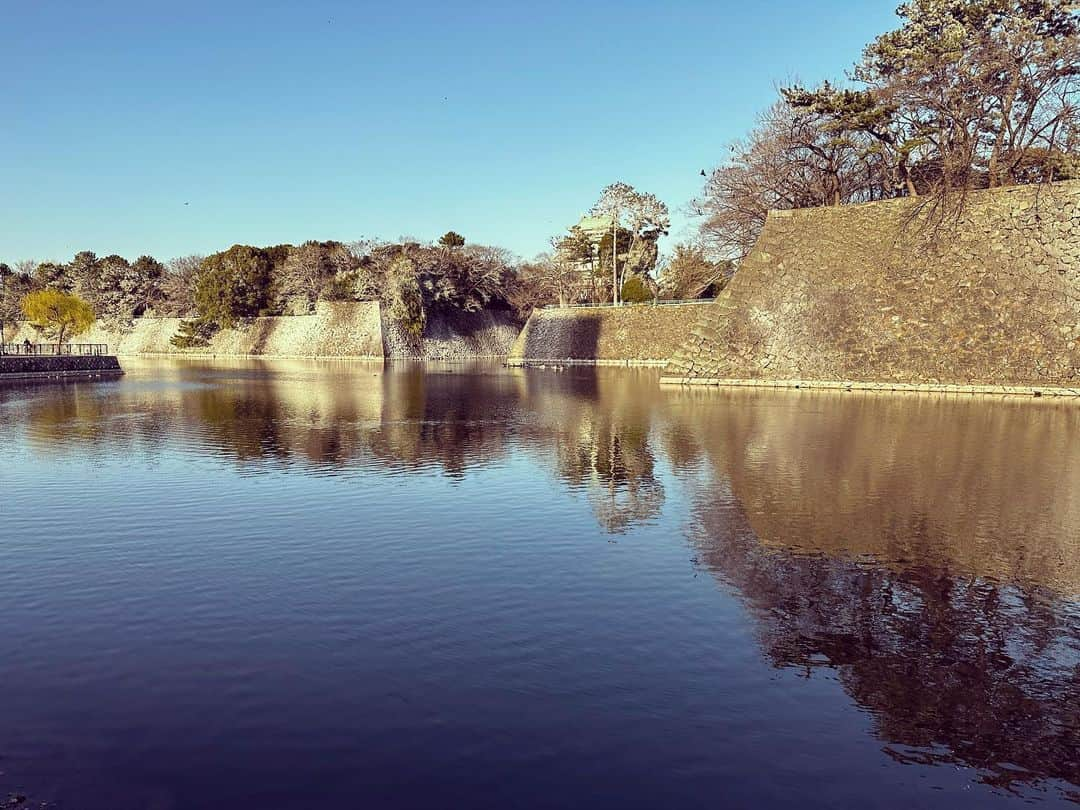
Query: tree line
1,208,724,346
693,0,1080,259
0,235,529,345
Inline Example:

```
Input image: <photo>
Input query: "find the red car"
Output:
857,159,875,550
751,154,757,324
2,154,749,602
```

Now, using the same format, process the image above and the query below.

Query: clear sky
2,0,900,264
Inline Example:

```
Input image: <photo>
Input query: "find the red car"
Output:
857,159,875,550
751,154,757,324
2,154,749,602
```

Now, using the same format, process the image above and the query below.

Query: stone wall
0,354,123,380
15,302,385,358
508,303,715,366
662,181,1080,394
381,309,521,360
12,302,522,360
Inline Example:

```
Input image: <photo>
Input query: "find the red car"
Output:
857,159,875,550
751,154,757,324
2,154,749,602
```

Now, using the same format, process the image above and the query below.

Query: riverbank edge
0,369,125,382
114,353,512,362
0,355,124,382
118,351,386,360
507,358,669,367
658,375,1080,397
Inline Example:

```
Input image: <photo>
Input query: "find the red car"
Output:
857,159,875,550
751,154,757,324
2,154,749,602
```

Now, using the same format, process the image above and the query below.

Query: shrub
386,256,426,336
620,275,654,304
170,318,217,348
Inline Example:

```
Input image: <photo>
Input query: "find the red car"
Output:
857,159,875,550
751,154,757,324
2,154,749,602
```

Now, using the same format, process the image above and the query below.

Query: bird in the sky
184,202,189,206
700,170,707,177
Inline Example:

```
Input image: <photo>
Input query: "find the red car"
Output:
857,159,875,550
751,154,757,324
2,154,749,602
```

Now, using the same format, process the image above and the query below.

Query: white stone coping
658,376,1080,398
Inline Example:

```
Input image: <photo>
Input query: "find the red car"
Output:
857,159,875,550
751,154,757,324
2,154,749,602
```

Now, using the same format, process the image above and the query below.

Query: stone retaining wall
382,309,522,360
13,302,520,361
508,303,714,366
662,181,1080,394
0,354,123,380
15,302,384,358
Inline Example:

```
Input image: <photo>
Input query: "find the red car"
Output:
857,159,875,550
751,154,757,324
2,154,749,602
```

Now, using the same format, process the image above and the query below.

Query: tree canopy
193,245,277,328
438,231,466,248
591,183,670,304
694,0,1080,259
1,263,36,341
21,289,96,348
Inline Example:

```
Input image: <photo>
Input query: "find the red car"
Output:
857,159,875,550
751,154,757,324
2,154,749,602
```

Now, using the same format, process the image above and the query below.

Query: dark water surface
1,359,1077,809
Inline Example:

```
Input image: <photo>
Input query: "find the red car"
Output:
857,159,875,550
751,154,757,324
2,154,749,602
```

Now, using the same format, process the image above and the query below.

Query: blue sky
2,0,900,264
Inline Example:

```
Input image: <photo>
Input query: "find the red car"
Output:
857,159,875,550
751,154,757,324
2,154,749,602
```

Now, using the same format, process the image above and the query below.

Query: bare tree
275,241,359,312
514,251,582,310
659,243,733,299
693,101,884,261
160,255,204,317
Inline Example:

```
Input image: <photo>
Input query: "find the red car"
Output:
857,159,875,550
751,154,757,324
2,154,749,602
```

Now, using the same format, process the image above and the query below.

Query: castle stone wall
662,181,1080,394
509,303,714,366
15,302,385,358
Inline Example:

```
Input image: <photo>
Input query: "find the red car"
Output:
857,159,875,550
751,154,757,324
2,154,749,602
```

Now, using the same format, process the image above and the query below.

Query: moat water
1,359,1077,809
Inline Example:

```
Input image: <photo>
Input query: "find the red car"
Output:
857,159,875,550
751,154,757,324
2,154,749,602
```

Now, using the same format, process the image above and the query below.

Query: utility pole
612,213,619,307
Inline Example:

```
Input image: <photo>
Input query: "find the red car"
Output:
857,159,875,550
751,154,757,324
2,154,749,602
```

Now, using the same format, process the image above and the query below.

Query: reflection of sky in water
0,358,1077,808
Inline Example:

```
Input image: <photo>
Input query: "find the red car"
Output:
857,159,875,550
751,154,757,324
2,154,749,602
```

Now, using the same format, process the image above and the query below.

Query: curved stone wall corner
509,303,716,366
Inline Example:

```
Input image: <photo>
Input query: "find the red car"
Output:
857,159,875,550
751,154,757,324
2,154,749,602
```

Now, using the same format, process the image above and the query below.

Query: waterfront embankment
0,353,123,381
11,302,521,361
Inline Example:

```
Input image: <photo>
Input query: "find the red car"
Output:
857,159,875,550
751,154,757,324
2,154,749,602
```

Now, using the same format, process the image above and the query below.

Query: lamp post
0,265,6,349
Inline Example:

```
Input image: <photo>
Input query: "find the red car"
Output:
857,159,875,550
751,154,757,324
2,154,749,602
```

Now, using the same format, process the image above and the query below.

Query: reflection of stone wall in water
369,365,520,474
664,181,1080,392
672,386,1080,798
682,388,1080,594
688,499,1080,796
23,358,390,466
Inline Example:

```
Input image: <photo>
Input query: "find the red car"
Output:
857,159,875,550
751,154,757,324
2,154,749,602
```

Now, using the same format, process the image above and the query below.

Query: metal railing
543,299,713,310
0,343,110,357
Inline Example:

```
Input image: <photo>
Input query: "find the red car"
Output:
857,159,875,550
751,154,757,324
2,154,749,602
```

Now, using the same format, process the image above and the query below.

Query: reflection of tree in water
9,363,679,529
10,362,520,476
192,384,291,462
365,366,517,477
11,378,174,458
519,369,668,534
555,414,664,534
10,364,1080,795
692,502,1080,796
